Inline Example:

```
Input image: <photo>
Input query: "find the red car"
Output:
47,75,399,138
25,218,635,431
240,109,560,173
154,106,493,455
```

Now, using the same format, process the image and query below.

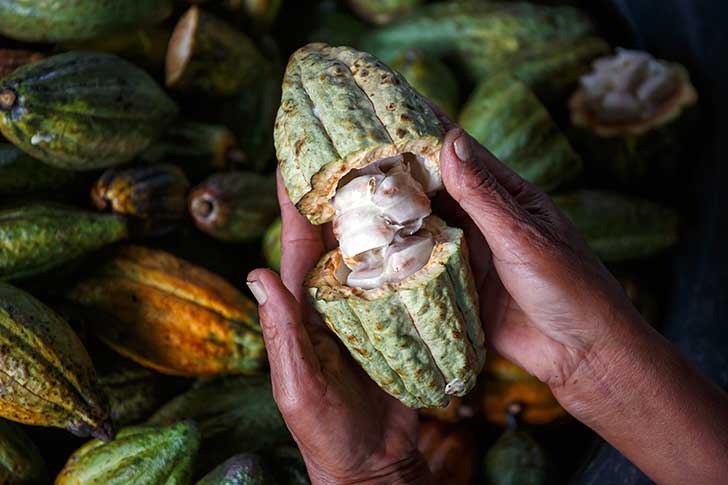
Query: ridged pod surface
275,43,484,408
553,190,679,262
459,73,582,192
0,52,178,170
360,2,594,82
149,376,290,471
0,0,173,43
0,419,47,484
0,282,112,440
56,422,199,485
66,245,266,377
0,203,128,281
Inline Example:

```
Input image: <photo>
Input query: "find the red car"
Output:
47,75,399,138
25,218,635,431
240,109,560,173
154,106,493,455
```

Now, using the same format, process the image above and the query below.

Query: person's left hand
246,172,431,485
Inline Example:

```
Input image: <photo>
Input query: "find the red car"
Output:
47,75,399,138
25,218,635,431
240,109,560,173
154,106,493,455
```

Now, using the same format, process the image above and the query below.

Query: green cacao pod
141,121,245,178
66,245,266,377
0,419,47,485
166,6,266,96
0,282,112,440
390,50,459,118
197,453,275,485
0,203,128,281
56,422,200,485
275,44,485,408
0,51,178,171
347,0,422,25
553,190,680,262
0,144,78,195
91,163,190,236
360,2,594,82
262,218,281,272
0,49,43,79
149,375,290,471
568,61,698,185
266,447,310,485
483,428,552,485
98,361,177,427
0,0,173,43
189,172,278,242
459,73,582,192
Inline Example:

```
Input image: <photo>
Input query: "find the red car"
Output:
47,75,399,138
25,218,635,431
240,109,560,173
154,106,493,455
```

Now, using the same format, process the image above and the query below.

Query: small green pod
347,0,423,25
0,0,173,43
197,453,275,485
0,419,48,485
0,203,128,281
483,428,552,485
56,422,200,485
91,163,190,236
262,218,281,272
189,172,278,242
166,6,266,96
0,51,178,171
141,120,245,178
0,144,77,195
148,375,290,471
0,49,43,79
459,74,582,192
553,190,680,262
390,50,459,118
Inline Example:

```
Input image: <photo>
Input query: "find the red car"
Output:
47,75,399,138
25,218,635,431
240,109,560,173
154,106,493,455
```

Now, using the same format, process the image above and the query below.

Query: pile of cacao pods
0,0,694,483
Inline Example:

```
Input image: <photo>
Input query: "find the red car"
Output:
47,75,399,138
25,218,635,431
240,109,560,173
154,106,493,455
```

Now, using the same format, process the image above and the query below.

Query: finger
424,98,457,132
277,169,325,302
246,268,323,410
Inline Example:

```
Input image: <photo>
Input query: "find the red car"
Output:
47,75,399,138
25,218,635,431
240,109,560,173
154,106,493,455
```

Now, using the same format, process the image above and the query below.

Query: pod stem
0,88,16,110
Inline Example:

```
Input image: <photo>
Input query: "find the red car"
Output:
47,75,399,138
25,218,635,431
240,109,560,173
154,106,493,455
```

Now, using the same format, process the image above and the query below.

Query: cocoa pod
66,245,266,377
0,419,48,484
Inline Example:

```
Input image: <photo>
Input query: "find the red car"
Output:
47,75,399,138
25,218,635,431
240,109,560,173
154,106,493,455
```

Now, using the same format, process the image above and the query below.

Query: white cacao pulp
580,48,680,123
332,155,435,289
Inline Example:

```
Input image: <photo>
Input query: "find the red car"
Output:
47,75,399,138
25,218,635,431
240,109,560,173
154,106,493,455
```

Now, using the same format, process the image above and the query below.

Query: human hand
247,173,431,485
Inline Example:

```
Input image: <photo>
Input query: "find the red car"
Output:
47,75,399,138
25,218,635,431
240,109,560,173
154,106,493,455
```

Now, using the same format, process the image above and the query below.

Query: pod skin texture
0,52,178,171
0,0,173,43
56,422,199,485
0,282,112,441
66,245,266,377
0,203,128,281
0,419,47,485
275,43,485,408
197,453,275,485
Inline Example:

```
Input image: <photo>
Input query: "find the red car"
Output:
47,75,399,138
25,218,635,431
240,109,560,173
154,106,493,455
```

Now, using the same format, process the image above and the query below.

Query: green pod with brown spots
459,73,582,192
92,163,190,236
0,49,43,80
0,0,173,43
189,171,278,242
0,203,128,281
0,51,178,171
390,50,459,118
0,144,78,195
197,453,275,485
56,422,199,485
262,218,281,272
347,0,423,25
0,282,113,440
553,190,680,262
166,6,266,96
149,375,290,471
0,419,48,485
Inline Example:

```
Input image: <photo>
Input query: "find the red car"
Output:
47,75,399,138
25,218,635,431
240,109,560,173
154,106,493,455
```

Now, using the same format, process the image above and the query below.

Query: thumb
439,128,534,256
246,268,321,409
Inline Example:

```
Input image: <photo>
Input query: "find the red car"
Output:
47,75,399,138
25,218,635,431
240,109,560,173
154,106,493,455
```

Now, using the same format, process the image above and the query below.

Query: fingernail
453,131,472,163
246,280,268,305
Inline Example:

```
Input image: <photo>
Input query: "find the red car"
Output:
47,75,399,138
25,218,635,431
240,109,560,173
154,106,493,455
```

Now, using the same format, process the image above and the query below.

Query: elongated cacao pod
66,245,266,377
0,52,178,171
189,171,278,242
0,203,128,281
0,419,47,484
166,6,266,96
0,282,112,440
149,375,290,470
56,422,199,485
